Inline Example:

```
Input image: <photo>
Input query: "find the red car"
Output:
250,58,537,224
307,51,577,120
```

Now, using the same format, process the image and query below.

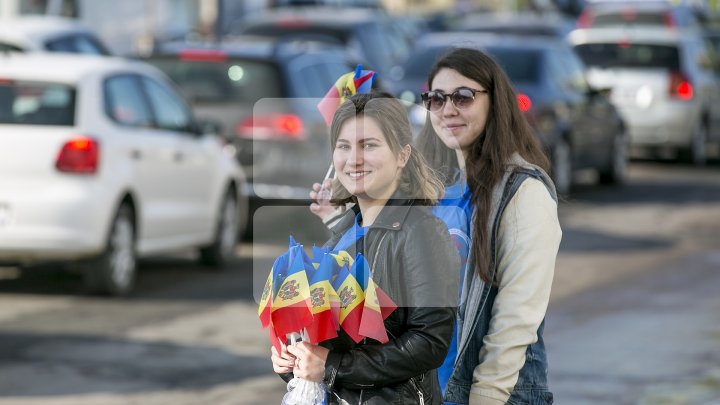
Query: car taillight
664,11,675,28
577,9,594,28
236,114,306,140
56,136,99,174
668,72,693,101
517,93,532,113
178,49,228,62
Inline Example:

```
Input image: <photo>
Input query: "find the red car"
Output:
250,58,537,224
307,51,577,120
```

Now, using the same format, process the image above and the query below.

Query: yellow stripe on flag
309,280,334,314
272,272,310,310
337,276,364,324
257,271,272,317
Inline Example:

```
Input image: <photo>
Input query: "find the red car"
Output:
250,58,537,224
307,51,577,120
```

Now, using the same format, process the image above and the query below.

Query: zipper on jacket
408,377,425,405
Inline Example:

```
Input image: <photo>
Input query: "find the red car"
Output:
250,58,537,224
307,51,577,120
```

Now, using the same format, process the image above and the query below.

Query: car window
104,75,152,127
140,77,193,132
574,43,680,70
288,55,351,97
563,48,590,92
401,46,446,80
45,34,109,55
147,57,283,104
0,42,24,52
0,81,75,126
485,47,541,84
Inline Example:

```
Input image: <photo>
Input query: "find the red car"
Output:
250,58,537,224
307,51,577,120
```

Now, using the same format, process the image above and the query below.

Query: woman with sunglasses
275,92,459,404
417,48,562,405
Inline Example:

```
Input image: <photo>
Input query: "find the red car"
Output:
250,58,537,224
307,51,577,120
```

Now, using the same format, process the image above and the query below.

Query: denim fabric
444,168,556,405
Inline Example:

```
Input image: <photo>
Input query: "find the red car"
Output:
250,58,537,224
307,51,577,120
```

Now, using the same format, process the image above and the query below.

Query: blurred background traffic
1,0,720,404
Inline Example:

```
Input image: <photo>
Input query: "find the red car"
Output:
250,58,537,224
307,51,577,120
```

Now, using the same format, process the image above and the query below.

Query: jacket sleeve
469,179,562,405
326,216,459,390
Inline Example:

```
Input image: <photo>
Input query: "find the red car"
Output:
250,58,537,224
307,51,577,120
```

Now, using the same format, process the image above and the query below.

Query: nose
441,95,458,116
347,147,363,166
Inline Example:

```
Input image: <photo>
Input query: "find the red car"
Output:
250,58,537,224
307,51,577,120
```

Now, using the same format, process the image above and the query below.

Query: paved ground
0,161,719,404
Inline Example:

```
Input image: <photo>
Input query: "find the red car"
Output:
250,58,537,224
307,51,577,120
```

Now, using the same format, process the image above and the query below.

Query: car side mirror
588,86,612,99
193,118,224,137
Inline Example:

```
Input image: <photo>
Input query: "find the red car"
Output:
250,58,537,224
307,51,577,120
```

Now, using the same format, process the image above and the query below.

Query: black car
145,36,353,203
230,7,412,89
391,33,628,194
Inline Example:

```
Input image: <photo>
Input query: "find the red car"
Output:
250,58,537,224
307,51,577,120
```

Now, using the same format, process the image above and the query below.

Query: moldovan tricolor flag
258,252,289,329
357,256,387,343
317,65,377,126
332,258,365,343
271,245,312,337
306,253,339,344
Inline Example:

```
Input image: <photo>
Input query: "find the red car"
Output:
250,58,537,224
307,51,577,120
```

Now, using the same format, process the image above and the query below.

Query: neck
456,148,466,172
356,183,398,227
357,199,387,227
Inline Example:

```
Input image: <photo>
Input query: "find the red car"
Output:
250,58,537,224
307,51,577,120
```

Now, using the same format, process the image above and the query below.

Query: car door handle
173,151,184,162
130,149,142,160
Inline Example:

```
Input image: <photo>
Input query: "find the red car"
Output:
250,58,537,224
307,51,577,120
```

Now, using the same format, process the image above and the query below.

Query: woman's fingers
270,345,296,374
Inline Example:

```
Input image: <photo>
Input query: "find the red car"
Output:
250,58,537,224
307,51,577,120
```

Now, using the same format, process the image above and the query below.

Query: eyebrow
336,137,384,144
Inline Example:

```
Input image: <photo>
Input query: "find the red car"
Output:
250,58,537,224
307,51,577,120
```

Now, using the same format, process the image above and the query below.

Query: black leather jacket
317,198,460,404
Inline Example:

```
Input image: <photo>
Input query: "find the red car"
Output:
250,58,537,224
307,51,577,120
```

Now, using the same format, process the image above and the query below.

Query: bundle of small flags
258,237,397,353
316,64,377,126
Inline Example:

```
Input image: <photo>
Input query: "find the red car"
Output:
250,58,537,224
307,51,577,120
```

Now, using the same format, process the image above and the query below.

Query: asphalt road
0,159,719,405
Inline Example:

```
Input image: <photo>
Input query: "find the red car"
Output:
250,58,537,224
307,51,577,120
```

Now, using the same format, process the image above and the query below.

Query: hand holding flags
317,64,377,126
258,238,397,347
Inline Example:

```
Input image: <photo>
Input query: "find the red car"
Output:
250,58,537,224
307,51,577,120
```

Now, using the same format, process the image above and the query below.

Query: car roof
0,16,93,45
239,7,387,30
153,35,347,60
0,53,156,84
458,11,572,30
416,32,566,52
569,27,684,45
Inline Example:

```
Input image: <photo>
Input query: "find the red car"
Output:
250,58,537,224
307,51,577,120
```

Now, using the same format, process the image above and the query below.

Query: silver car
570,27,720,164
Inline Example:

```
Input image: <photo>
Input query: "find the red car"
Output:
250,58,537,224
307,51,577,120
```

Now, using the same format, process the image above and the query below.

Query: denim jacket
444,160,558,405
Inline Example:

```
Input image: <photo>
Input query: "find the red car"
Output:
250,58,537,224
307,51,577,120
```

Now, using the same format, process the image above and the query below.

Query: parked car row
391,33,627,195
0,53,247,295
3,1,720,295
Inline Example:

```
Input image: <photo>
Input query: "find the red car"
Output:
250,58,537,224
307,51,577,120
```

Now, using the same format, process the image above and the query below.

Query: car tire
679,122,707,166
599,130,628,185
84,204,136,296
200,190,238,268
552,137,572,196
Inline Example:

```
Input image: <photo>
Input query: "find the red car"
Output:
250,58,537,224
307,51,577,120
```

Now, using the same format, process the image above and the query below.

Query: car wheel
200,190,238,267
84,204,136,296
552,137,572,196
599,130,628,185
679,122,707,165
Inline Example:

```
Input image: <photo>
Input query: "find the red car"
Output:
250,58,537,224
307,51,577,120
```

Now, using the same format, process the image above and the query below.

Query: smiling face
333,116,408,205
429,68,490,153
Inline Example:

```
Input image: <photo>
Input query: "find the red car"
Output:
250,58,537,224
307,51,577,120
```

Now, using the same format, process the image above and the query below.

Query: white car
0,16,110,55
570,27,720,164
0,53,247,295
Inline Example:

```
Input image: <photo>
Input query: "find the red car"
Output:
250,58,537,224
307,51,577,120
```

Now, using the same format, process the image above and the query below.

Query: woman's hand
286,341,330,383
309,179,335,221
270,341,295,374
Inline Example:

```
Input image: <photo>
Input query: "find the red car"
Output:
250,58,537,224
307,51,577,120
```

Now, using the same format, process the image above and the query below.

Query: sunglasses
420,87,488,112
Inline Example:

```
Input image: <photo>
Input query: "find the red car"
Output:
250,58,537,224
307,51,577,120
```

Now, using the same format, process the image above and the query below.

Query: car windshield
402,46,540,84
0,81,75,126
240,24,348,45
485,48,541,84
146,57,283,104
574,43,680,70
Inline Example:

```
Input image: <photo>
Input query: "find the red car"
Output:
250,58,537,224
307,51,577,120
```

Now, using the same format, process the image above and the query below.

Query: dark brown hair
329,92,444,205
417,48,551,283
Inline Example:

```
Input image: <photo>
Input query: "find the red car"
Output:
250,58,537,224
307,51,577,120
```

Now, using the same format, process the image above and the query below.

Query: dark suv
145,36,352,202
230,7,411,88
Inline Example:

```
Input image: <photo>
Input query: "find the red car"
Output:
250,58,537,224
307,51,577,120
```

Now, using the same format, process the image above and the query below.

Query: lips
346,171,370,180
444,123,466,132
